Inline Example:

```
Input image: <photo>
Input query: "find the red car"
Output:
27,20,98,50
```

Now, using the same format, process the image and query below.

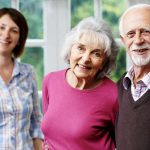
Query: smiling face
69,32,106,81
0,14,20,57
121,7,150,67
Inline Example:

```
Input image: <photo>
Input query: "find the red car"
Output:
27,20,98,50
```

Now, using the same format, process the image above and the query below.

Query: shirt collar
123,66,150,90
12,59,28,77
142,72,150,89
123,67,134,90
12,59,20,77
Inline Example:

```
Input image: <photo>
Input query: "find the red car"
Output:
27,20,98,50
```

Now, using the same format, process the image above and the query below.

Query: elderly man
115,3,150,150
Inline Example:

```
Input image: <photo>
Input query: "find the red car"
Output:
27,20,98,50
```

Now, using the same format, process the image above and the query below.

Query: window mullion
94,0,102,19
11,0,19,10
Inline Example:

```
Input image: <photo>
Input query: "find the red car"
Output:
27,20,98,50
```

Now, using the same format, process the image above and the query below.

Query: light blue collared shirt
0,60,43,150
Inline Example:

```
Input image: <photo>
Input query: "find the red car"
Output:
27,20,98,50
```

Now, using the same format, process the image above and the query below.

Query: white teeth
78,64,90,69
131,44,150,52
137,49,144,52
0,39,9,44
79,64,87,69
133,48,149,52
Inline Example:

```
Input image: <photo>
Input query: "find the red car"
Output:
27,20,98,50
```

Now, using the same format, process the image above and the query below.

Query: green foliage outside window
110,47,126,82
71,0,94,27
0,0,11,8
20,0,43,39
102,0,127,37
20,48,44,90
19,0,44,90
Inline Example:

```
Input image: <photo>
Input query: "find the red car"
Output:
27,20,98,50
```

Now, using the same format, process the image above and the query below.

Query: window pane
110,46,126,82
0,0,11,8
102,0,128,37
71,0,94,27
19,0,43,39
20,47,44,90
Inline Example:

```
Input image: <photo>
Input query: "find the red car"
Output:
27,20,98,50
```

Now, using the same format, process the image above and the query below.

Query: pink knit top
41,69,118,150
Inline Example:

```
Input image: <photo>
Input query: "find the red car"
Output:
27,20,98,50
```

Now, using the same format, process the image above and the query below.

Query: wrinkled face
121,8,150,67
0,14,20,57
69,34,106,81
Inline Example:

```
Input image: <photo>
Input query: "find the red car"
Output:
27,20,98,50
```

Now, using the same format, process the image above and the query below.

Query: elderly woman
41,17,118,150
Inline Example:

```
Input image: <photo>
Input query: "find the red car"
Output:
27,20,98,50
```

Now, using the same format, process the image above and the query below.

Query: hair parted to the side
119,3,150,36
61,17,119,79
0,7,28,58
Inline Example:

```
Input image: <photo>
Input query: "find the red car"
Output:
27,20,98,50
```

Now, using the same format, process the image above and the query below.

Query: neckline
63,69,108,93
127,87,150,108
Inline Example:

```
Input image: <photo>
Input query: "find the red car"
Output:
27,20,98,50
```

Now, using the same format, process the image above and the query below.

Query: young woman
0,8,43,149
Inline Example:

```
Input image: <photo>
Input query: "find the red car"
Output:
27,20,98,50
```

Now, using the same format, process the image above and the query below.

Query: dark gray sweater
116,76,150,150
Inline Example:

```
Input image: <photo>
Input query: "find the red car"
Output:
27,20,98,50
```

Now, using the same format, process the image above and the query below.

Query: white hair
119,3,150,36
61,17,119,79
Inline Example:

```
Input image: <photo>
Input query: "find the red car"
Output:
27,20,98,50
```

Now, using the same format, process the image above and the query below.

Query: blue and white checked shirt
0,60,43,150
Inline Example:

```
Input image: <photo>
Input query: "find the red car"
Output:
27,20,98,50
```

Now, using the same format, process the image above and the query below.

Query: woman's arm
33,138,43,150
30,67,44,144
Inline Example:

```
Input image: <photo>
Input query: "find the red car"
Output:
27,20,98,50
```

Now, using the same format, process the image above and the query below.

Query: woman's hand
42,139,50,150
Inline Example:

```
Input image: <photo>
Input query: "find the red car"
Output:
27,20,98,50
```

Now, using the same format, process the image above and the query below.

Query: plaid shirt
0,60,43,150
123,67,150,101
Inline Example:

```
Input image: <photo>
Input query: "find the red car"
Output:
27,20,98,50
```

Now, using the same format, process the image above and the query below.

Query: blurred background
0,0,149,90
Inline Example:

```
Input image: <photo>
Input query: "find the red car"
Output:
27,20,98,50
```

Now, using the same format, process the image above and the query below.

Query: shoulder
43,69,66,84
117,72,127,88
14,61,37,84
102,77,118,97
18,61,34,73
104,77,117,88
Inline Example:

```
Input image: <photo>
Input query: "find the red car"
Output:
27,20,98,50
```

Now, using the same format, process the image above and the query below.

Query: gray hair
119,3,150,36
62,17,119,79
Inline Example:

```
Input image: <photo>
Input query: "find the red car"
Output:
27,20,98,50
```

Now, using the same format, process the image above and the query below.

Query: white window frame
11,0,131,75
11,0,70,75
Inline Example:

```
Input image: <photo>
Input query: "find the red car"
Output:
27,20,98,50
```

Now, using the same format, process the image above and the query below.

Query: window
0,0,129,89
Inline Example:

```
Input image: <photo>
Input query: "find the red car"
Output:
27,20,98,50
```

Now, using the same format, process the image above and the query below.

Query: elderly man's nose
134,32,144,44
